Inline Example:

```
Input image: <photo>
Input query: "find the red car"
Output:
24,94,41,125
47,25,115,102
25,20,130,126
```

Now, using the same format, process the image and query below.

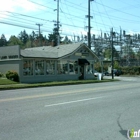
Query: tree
63,36,72,44
103,48,111,60
8,35,23,46
0,34,7,47
103,47,119,60
28,31,38,47
136,50,140,63
42,35,49,46
18,30,29,45
114,61,120,69
48,28,62,46
129,48,136,59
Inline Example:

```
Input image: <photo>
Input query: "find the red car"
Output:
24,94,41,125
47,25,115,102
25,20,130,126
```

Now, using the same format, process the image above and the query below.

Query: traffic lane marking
44,96,105,107
0,83,139,102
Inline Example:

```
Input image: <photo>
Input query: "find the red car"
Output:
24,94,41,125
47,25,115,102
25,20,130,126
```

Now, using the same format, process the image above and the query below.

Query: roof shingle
21,42,82,58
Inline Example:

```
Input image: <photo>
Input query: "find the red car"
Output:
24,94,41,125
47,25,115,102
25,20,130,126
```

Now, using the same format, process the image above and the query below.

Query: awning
78,59,90,65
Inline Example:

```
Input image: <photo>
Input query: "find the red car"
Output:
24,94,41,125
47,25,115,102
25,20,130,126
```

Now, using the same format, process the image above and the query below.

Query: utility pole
57,0,60,46
36,23,43,46
111,28,114,79
86,0,93,49
54,0,60,46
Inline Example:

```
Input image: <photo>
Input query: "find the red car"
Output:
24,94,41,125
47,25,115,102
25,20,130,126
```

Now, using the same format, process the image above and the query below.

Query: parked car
113,69,122,76
104,71,110,76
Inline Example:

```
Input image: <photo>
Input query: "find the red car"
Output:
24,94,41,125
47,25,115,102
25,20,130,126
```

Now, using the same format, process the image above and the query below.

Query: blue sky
1,0,140,40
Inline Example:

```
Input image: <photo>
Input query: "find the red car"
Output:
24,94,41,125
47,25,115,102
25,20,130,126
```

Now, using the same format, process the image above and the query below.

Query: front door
79,65,84,80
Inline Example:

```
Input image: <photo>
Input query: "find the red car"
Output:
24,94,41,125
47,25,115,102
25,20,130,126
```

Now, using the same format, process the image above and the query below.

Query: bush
0,72,3,77
6,70,19,82
121,66,140,75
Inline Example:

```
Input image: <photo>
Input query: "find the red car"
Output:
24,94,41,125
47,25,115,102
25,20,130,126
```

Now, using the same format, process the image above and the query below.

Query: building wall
0,60,20,74
19,58,94,83
0,45,20,60
20,58,80,83
0,44,95,83
19,45,96,83
0,58,95,83
64,45,95,60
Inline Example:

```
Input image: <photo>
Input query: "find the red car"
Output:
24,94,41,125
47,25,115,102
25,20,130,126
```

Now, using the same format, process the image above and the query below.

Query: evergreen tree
0,34,7,47
18,30,29,45
63,36,72,44
28,31,37,47
48,28,62,46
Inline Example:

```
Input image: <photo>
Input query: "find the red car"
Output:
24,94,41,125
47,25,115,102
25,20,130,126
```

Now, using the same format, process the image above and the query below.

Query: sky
1,0,140,40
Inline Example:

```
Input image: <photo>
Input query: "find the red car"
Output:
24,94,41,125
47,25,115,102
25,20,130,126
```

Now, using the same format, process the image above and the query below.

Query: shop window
69,60,78,74
46,60,55,75
35,60,44,75
57,60,68,74
86,61,94,74
23,60,33,76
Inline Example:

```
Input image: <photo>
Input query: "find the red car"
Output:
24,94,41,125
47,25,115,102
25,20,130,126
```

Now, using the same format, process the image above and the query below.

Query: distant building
0,43,98,83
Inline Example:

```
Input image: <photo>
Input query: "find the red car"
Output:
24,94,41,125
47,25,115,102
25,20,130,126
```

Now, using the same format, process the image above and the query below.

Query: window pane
69,60,78,74
57,60,68,74
86,61,94,74
23,60,33,76
35,60,44,75
46,60,55,75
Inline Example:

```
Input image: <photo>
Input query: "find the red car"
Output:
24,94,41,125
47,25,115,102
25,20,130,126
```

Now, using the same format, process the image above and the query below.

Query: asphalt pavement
0,77,140,140
104,75,140,81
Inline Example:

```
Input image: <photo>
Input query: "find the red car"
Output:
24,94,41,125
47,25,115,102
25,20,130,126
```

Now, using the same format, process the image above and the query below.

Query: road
0,77,140,140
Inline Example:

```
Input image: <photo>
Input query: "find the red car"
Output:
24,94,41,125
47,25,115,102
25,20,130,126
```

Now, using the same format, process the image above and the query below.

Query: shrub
121,66,140,75
135,72,139,75
0,72,3,77
6,70,19,82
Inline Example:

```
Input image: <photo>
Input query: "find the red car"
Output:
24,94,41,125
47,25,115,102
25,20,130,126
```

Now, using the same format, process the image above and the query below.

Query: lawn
0,78,19,85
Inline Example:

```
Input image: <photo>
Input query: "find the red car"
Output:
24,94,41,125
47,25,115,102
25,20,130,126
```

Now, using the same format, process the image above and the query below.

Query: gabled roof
21,43,84,59
21,42,99,60
21,50,58,58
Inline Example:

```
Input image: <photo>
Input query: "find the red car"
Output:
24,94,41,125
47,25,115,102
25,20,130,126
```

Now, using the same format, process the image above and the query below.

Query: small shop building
0,43,98,83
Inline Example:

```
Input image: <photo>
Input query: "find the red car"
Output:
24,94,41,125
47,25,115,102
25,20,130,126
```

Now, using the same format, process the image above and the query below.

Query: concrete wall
85,74,95,80
20,74,80,83
20,74,95,83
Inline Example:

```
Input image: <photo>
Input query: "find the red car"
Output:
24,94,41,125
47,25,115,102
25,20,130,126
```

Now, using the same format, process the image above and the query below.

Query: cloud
0,0,46,20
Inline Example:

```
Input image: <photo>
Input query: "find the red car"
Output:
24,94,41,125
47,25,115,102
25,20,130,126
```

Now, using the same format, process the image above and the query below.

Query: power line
0,21,79,36
94,1,107,32
1,1,140,40
100,0,114,30
95,1,140,19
